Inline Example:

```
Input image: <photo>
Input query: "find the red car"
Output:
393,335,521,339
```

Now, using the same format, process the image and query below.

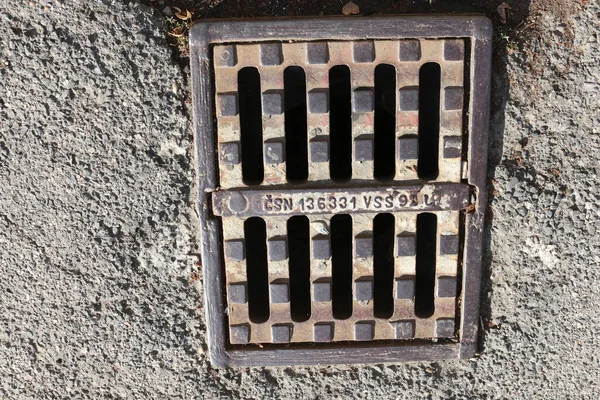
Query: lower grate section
223,211,460,344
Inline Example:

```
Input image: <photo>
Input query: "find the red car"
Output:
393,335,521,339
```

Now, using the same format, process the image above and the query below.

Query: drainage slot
331,214,353,319
374,64,397,180
288,216,311,322
284,67,308,182
245,217,269,323
329,65,352,181
415,213,437,318
417,62,441,180
238,67,264,185
373,213,395,318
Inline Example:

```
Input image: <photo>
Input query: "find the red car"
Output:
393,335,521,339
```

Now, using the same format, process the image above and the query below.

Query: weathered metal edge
190,15,493,44
458,17,493,359
227,342,460,367
190,15,493,368
190,24,231,368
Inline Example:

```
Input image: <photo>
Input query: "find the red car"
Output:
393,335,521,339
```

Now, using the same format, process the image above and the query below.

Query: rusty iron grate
191,16,492,367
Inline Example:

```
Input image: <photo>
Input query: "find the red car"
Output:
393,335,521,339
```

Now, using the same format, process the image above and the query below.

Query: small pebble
342,1,360,15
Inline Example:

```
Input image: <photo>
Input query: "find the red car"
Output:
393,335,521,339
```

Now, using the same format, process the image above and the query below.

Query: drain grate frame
191,16,492,367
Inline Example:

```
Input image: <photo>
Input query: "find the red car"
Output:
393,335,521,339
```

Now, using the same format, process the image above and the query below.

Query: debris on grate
191,16,492,367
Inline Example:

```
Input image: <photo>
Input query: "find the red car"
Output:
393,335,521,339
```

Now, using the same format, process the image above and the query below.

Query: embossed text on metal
212,184,472,217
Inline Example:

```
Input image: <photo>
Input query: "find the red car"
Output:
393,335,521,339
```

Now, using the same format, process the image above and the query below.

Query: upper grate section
213,39,466,189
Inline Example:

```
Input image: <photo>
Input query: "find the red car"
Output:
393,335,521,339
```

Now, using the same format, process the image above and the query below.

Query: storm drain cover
191,16,492,367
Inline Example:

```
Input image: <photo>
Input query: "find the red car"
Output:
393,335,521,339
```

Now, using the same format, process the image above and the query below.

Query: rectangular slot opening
415,213,437,318
238,67,264,185
374,64,397,180
244,217,269,323
456,209,466,307
331,214,353,319
417,62,441,180
287,216,311,322
373,213,395,318
329,65,352,181
284,66,308,182
461,39,472,181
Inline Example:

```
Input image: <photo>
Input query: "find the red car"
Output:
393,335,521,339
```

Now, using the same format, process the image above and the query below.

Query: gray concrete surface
0,0,598,398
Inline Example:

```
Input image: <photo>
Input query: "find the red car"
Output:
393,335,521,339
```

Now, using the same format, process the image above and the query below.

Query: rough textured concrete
0,0,598,399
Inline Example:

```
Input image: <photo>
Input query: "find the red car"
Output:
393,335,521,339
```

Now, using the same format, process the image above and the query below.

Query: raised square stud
399,87,419,111
443,136,462,159
272,324,293,343
355,235,373,258
437,277,457,298
263,91,284,115
393,320,415,339
268,238,288,261
398,137,419,160
444,87,464,110
225,240,245,261
310,140,329,162
353,41,375,63
312,236,331,260
395,279,415,299
396,235,416,256
313,282,332,302
313,323,334,342
261,43,283,65
353,88,374,112
354,138,374,162
270,283,290,303
220,142,240,165
444,39,464,61
214,45,237,67
399,40,421,61
436,319,456,337
355,280,374,301
440,235,459,255
228,284,248,304
217,93,238,116
230,325,250,344
308,90,329,114
264,141,285,164
307,42,329,64
354,321,375,340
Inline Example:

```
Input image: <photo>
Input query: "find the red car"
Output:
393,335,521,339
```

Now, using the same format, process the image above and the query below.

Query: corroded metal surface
214,39,468,345
212,183,473,217
214,39,466,189
223,211,461,344
190,15,492,367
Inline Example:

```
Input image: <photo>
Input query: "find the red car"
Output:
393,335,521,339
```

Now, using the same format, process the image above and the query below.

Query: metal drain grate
191,16,492,367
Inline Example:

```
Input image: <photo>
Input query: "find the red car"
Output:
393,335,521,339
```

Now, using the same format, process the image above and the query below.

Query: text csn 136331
263,192,442,214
